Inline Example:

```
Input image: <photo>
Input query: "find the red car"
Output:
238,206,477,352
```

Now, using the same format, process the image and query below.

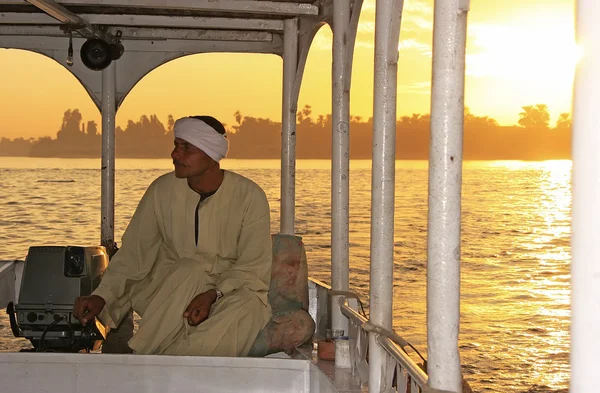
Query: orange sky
0,0,576,139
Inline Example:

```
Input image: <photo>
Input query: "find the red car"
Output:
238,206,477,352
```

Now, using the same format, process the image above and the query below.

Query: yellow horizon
0,0,575,140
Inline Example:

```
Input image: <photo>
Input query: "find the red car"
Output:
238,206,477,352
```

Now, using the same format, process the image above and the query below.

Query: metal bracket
25,0,118,43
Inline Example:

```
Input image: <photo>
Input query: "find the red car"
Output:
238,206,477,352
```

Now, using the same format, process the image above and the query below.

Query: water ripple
0,159,572,393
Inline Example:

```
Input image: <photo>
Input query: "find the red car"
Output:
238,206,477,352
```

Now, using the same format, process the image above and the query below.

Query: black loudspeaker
80,39,113,71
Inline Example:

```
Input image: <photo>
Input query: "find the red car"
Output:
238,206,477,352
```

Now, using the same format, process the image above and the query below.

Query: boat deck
0,343,365,393
293,345,366,393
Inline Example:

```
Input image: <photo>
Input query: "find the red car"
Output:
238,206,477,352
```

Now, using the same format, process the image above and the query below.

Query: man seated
73,115,272,356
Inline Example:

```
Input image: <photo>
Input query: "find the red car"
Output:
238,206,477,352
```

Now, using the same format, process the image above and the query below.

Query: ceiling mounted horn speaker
109,42,124,61
80,39,112,71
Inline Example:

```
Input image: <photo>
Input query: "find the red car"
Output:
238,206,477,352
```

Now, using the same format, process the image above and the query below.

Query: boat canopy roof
0,0,337,53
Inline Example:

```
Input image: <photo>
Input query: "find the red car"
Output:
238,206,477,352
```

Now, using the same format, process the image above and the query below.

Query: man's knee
219,288,262,308
218,289,269,327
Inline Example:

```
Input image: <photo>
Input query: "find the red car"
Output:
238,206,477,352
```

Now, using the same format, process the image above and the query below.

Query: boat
0,0,597,392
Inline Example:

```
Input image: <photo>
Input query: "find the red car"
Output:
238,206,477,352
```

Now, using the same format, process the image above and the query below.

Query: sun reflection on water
457,160,572,392
527,160,571,391
538,161,571,237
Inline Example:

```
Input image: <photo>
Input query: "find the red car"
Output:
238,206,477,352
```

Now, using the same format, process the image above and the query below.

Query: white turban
174,117,229,162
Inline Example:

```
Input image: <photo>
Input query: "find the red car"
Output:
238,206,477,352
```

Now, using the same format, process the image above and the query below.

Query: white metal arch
0,34,285,110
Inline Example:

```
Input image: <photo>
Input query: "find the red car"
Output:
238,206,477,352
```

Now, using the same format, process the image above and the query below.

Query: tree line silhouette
0,104,571,160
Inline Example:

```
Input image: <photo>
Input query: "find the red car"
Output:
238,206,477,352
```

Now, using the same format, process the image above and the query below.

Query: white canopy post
331,0,351,345
426,0,469,392
369,0,403,389
101,61,117,256
571,1,600,392
280,18,299,235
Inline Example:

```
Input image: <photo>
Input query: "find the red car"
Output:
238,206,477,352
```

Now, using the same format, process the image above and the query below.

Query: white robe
93,170,272,356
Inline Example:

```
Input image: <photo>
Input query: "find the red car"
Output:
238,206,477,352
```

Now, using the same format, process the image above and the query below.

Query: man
73,115,272,356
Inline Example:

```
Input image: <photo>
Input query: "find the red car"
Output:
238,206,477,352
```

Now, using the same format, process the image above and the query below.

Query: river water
0,158,571,392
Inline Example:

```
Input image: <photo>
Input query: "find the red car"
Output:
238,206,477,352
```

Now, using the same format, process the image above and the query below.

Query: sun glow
467,14,579,83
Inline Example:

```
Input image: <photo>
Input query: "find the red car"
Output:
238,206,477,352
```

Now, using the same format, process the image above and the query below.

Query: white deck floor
0,345,365,393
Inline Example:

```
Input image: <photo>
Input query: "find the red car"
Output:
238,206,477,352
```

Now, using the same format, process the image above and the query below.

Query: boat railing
339,296,447,393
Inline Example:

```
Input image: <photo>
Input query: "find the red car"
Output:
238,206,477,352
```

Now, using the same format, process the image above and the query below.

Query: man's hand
184,290,218,326
73,295,106,326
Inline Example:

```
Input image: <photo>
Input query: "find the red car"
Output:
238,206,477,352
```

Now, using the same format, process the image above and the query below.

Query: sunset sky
0,0,576,140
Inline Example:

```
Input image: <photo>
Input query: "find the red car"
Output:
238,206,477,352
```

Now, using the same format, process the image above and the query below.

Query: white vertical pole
426,0,469,392
101,62,116,256
281,18,298,235
331,0,350,344
571,1,600,392
369,0,402,389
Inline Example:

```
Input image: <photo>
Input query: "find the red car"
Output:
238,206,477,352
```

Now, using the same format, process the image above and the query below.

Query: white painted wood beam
0,0,320,16
0,13,285,31
0,25,275,41
0,34,282,53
